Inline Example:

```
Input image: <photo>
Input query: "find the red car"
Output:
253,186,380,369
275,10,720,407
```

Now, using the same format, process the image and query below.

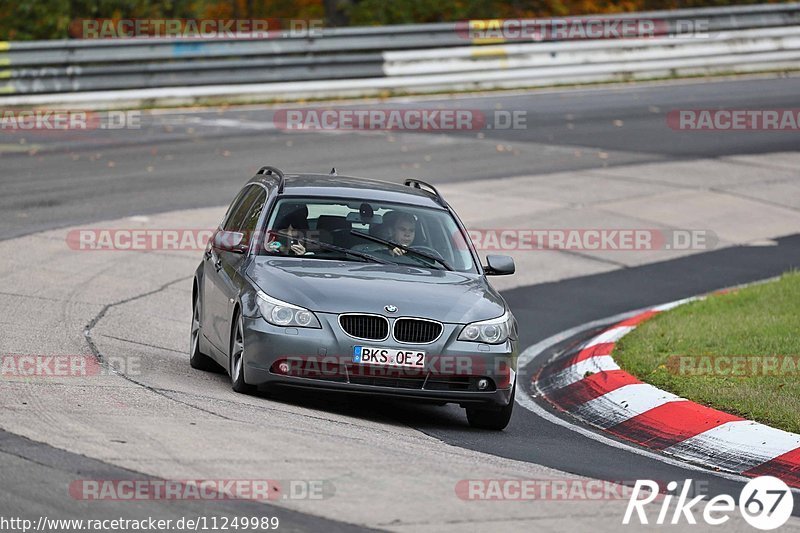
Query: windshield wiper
270,231,390,265
349,230,453,271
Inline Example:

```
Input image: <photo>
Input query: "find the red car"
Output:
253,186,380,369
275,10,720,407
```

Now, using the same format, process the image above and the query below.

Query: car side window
224,186,261,232
221,187,250,230
241,189,267,234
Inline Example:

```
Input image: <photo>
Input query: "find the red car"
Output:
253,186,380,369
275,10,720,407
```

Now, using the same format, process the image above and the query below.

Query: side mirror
484,255,515,276
213,230,248,254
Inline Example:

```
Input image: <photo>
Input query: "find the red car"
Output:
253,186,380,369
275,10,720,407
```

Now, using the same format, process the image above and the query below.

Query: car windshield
260,197,477,273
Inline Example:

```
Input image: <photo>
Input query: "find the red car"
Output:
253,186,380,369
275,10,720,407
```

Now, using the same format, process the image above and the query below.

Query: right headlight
458,311,514,344
256,291,321,328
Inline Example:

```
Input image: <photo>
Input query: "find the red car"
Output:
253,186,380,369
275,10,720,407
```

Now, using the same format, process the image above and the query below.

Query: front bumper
242,312,518,407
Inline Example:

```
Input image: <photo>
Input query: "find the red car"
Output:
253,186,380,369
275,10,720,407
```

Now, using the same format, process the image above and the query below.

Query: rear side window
221,187,250,229
241,189,267,234
223,186,262,232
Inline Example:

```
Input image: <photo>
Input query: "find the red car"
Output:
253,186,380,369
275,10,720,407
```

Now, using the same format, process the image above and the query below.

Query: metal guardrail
385,27,800,74
0,3,798,104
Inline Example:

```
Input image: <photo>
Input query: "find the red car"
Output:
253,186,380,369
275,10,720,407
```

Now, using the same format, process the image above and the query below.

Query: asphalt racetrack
2,75,800,531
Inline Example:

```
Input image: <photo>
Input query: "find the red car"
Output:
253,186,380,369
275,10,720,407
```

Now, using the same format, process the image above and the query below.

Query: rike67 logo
624,477,794,530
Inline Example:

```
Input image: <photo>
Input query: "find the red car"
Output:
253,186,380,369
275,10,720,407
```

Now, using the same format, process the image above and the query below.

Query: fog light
477,378,489,390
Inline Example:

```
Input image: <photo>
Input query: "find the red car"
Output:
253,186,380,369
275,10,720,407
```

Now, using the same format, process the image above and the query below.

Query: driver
382,210,416,256
267,207,307,256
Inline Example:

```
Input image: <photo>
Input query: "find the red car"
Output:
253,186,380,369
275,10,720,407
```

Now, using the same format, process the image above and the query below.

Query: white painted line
664,420,800,473
583,325,634,348
539,355,619,392
652,297,697,312
159,116,278,130
572,384,685,429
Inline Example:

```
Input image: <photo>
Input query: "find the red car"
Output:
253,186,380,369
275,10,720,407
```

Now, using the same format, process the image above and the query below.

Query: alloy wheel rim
232,320,244,383
191,301,200,354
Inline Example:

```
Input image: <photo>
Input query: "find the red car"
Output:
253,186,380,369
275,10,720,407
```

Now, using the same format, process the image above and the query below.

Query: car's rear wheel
230,311,255,394
465,383,515,430
189,294,217,371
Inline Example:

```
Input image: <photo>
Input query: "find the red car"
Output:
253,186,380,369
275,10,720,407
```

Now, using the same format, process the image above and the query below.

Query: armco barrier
0,3,799,106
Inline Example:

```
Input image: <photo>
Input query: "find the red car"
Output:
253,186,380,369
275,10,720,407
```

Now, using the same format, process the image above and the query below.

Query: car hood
246,257,506,324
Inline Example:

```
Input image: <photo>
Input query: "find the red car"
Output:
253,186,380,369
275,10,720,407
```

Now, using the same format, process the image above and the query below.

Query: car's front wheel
230,311,256,394
465,383,515,430
189,294,217,371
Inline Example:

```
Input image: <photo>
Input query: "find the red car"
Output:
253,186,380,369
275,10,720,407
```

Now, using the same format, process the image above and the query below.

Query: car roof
247,172,447,209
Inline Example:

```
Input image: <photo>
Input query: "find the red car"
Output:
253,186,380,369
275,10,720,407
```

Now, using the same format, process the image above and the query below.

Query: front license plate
352,346,425,368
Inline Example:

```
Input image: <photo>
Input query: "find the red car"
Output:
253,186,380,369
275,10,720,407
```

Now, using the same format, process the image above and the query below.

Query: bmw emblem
385,305,398,313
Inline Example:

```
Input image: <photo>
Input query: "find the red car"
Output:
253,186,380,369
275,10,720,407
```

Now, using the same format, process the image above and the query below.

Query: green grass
614,271,800,434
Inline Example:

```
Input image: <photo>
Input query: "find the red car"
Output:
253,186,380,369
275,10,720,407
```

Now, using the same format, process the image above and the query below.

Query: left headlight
458,311,514,344
256,291,321,328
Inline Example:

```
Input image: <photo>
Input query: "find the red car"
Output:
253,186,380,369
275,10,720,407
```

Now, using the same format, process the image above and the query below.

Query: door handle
214,257,223,272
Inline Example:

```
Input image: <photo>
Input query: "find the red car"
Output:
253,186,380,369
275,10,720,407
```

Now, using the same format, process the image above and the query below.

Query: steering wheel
408,246,445,261
371,245,446,267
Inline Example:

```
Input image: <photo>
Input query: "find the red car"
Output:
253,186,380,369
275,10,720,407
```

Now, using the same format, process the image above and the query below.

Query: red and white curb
532,299,800,489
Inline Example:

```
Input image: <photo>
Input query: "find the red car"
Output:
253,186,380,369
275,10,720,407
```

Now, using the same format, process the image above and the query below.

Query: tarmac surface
1,75,799,531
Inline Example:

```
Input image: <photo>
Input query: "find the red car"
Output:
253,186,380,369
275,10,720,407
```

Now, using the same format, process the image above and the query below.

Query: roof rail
404,179,448,208
257,166,286,193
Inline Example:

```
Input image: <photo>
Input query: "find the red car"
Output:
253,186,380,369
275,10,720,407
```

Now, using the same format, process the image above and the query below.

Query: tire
189,294,217,371
230,311,256,394
465,383,515,430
